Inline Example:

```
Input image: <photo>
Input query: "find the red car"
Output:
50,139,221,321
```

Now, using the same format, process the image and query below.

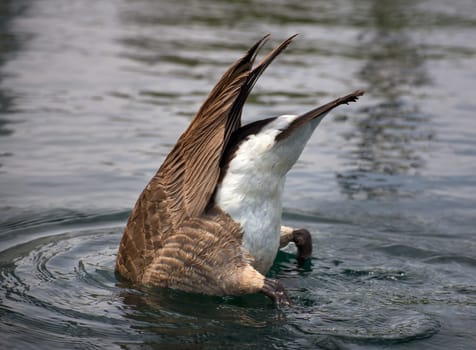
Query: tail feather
276,90,364,141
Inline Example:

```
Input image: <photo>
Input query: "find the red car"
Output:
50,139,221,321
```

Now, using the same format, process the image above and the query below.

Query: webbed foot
292,228,312,262
280,226,313,263
262,278,291,307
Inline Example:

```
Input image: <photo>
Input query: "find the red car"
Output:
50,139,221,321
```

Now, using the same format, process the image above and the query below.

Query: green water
1,0,476,349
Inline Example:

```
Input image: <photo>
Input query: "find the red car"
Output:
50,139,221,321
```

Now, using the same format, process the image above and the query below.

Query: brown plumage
115,35,364,305
116,35,297,302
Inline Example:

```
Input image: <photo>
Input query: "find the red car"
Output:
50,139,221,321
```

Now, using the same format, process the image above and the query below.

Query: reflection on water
0,1,30,172
0,1,29,139
1,0,476,349
337,0,433,199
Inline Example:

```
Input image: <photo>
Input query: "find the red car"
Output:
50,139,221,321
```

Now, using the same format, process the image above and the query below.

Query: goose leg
229,264,291,307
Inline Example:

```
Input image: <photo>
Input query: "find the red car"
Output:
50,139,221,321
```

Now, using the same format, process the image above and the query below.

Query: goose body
115,35,364,305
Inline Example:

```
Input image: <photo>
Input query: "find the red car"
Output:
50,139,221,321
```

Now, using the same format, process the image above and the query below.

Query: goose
116,34,364,305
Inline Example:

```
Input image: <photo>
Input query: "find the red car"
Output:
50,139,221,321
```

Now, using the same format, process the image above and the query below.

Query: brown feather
160,34,270,220
226,34,298,136
141,209,261,295
116,35,297,285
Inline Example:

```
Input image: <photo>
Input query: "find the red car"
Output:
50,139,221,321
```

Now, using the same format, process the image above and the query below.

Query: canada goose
116,34,364,305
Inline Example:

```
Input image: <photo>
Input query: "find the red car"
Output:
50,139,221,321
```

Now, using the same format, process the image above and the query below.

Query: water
1,0,475,349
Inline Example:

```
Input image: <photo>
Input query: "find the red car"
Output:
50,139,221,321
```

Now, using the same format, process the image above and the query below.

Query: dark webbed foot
292,228,312,261
280,226,313,262
261,278,291,306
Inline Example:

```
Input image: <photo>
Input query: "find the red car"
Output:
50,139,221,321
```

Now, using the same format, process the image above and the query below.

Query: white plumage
215,112,328,274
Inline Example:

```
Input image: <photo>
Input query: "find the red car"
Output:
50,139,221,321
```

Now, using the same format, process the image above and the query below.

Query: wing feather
160,35,271,219
159,34,298,221
116,35,296,282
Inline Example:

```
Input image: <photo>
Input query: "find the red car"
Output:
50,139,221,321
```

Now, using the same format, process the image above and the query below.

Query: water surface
1,0,476,349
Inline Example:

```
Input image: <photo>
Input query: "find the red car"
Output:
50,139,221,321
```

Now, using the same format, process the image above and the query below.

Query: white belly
214,114,321,274
216,179,284,274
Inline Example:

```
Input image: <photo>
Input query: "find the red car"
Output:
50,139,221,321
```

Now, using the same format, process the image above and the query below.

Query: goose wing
116,35,296,281
159,34,297,221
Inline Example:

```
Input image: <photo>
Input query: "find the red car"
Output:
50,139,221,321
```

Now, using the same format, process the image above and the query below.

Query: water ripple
1,0,476,347
0,217,447,349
